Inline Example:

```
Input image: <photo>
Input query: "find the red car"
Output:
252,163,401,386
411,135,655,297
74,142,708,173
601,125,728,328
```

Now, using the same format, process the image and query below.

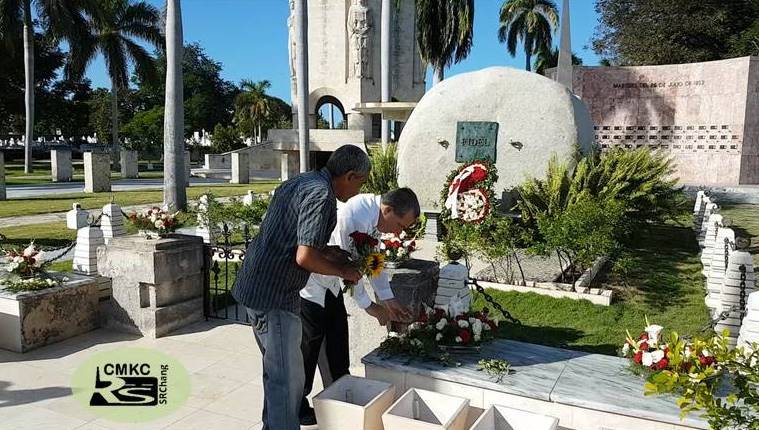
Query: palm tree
0,0,88,173
498,0,558,72
415,0,474,85
533,45,582,75
163,0,186,211
234,79,272,144
66,0,163,166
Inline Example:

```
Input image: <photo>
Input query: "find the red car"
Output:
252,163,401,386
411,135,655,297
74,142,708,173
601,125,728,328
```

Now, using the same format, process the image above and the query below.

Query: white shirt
300,194,395,309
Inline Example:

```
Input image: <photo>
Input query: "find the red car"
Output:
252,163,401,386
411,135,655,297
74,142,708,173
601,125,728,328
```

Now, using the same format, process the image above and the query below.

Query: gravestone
51,149,73,182
73,226,104,275
397,67,593,219
0,151,5,201
66,203,90,230
100,203,127,243
84,152,111,193
231,152,249,184
120,150,138,179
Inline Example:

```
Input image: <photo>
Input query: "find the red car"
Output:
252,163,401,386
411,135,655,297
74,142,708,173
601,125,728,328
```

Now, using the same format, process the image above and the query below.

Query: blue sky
84,0,602,101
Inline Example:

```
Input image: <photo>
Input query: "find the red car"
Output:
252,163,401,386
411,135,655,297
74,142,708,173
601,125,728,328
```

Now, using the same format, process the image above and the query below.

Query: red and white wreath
444,162,492,223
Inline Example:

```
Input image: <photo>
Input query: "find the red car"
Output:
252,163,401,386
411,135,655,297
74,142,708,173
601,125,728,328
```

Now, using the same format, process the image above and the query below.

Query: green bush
363,143,398,195
210,124,244,154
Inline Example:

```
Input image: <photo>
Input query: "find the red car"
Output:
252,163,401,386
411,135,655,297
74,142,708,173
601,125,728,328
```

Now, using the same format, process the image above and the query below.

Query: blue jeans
248,308,305,430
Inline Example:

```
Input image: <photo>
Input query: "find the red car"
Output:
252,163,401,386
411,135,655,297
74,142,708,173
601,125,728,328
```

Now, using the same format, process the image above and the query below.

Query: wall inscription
612,80,706,89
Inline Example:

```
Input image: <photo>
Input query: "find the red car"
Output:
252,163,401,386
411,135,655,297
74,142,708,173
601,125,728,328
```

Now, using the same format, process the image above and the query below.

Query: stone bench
363,339,709,430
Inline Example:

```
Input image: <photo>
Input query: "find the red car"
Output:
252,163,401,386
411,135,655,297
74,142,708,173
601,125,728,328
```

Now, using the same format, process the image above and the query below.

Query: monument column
295,0,310,172
380,0,391,148
556,0,573,89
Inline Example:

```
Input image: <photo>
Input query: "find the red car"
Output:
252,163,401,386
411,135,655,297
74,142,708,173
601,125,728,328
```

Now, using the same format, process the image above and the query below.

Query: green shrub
363,143,398,195
210,124,244,154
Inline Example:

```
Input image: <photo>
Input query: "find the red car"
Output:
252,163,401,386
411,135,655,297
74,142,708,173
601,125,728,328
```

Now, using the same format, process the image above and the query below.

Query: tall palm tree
498,0,558,72
415,0,474,85
66,0,162,165
0,0,88,173
533,45,582,75
234,79,272,144
163,0,186,210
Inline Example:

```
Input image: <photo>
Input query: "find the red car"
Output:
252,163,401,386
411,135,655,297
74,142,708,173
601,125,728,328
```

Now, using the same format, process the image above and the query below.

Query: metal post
295,0,310,172
380,0,391,148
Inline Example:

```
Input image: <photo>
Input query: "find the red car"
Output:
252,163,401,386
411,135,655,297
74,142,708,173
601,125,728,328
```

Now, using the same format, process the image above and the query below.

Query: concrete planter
382,388,470,430
313,375,396,430
469,405,559,430
0,274,110,352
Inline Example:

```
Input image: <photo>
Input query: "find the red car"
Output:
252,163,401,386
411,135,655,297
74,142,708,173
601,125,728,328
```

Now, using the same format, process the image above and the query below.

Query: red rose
434,308,446,318
458,329,472,344
656,358,669,370
455,315,467,321
681,362,692,372
633,351,643,365
408,241,416,251
639,342,650,351
369,237,379,247
639,332,649,341
699,356,715,366
418,311,428,323
349,231,371,246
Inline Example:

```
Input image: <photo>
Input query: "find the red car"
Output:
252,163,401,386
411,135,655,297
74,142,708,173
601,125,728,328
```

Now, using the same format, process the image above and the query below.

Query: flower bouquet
342,231,384,296
380,230,417,268
1,242,67,293
128,207,182,239
443,161,494,224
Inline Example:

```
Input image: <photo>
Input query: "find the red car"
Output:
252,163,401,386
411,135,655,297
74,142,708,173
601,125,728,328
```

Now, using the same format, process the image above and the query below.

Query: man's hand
365,303,389,326
339,265,362,284
382,298,413,322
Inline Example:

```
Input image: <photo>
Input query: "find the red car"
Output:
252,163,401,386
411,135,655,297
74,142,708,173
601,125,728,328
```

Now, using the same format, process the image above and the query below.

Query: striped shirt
232,168,337,313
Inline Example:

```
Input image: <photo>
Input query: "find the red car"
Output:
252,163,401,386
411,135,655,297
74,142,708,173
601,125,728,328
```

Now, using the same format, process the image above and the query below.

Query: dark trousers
299,291,350,416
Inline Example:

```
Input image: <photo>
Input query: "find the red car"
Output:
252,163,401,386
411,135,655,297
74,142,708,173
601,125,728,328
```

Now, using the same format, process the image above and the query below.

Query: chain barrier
466,278,522,325
739,264,747,320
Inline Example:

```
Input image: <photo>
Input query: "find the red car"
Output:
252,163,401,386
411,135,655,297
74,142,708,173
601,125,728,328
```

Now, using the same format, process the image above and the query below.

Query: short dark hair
381,188,421,218
325,145,371,177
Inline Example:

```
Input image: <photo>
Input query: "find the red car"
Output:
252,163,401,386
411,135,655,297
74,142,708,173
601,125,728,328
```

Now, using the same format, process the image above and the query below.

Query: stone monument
51,148,73,182
714,245,756,347
705,227,735,311
398,67,594,223
100,203,127,243
738,292,759,347
120,150,138,179
97,235,205,338
231,152,249,184
347,0,372,80
73,226,104,275
0,151,5,201
84,151,111,193
66,203,90,230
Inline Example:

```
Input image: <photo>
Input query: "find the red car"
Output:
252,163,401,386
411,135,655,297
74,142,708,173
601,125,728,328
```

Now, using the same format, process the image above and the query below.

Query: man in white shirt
298,188,419,426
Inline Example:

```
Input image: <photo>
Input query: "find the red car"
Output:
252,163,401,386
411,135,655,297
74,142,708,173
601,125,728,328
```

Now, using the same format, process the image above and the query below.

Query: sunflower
365,253,385,278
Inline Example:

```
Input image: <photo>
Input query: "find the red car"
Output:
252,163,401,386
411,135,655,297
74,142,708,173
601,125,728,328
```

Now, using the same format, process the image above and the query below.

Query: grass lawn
475,220,712,356
720,204,759,267
0,182,279,218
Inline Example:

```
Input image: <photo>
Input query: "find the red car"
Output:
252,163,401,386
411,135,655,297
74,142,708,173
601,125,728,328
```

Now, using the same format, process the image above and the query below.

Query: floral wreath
440,160,498,225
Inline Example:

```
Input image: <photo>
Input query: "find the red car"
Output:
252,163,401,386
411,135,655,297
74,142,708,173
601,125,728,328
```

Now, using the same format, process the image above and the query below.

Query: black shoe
299,407,317,426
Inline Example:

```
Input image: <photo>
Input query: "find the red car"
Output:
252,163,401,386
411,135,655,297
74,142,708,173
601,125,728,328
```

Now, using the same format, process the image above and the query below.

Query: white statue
287,0,297,99
347,0,372,79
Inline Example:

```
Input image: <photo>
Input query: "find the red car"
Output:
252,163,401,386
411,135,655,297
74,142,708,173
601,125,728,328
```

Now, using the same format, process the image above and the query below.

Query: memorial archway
315,95,347,130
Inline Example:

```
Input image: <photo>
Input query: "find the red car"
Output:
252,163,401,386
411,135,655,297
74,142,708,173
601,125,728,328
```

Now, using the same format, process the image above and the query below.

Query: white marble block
693,195,709,230
231,152,249,184
195,194,214,244
100,203,126,242
120,150,138,179
738,291,759,347
692,191,705,217
705,228,735,311
242,190,256,206
469,405,559,430
436,262,470,311
700,214,723,274
715,250,756,342
84,152,111,193
697,203,718,247
0,150,6,201
66,203,90,230
382,388,470,430
73,226,104,274
313,375,396,430
51,149,73,182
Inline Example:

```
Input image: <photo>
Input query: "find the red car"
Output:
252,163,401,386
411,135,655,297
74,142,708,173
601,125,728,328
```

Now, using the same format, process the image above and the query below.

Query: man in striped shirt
232,145,369,430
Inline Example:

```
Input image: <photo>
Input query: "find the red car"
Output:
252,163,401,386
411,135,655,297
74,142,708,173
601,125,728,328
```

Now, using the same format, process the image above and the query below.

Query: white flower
622,343,630,356
455,336,463,343
435,319,447,331
435,333,443,341
702,348,712,357
149,215,158,223
398,248,407,257
45,279,55,286
399,231,407,239
22,244,36,257
7,262,18,272
154,220,164,229
409,322,422,331
651,350,665,364
388,331,399,338
458,319,469,328
684,347,692,358
62,277,69,282
474,334,481,342
642,352,653,367
483,323,491,331
13,256,23,264
472,320,483,336
386,250,391,257
645,324,664,345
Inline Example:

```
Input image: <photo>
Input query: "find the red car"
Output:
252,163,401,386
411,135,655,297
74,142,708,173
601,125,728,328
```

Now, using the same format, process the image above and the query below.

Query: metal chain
466,278,521,325
724,237,730,271
739,264,747,320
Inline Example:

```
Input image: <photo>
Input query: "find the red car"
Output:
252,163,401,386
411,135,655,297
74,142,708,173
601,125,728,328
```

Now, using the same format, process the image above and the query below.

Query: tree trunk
295,0,309,172
525,52,532,72
111,80,120,169
513,251,527,286
163,0,187,211
22,0,34,174
433,65,444,86
257,123,262,144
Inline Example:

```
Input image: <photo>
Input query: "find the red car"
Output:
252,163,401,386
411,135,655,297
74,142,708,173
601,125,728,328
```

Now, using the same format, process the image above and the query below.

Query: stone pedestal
345,259,439,366
231,152,249,184
435,262,470,312
51,149,73,182
423,212,441,242
101,203,126,242
120,150,139,179
705,228,735,311
84,152,111,193
0,274,110,353
0,151,5,201
97,234,205,338
738,292,759,347
697,203,718,247
73,227,104,274
694,196,710,230
714,250,756,345
66,203,90,230
700,214,723,274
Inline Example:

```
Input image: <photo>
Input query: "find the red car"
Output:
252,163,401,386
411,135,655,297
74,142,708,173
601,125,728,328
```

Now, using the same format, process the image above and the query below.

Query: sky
84,0,603,102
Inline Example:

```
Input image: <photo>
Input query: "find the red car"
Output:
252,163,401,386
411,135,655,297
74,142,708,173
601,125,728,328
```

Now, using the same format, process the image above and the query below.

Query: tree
533,45,582,75
87,88,113,147
66,0,163,164
210,123,244,154
234,79,272,143
498,0,559,72
0,0,88,172
415,0,474,85
121,105,163,159
163,0,186,211
592,0,759,65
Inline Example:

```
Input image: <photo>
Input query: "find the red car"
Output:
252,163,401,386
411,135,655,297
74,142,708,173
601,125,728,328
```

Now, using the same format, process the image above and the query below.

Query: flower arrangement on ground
381,230,417,264
342,231,384,295
1,242,68,293
128,207,182,239
378,306,499,365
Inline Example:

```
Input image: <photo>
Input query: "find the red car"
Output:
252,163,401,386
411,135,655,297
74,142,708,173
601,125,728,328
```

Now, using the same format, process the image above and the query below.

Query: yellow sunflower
365,253,385,278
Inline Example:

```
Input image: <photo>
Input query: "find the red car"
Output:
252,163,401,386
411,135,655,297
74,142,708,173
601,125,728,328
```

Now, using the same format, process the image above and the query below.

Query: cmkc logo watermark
72,348,190,422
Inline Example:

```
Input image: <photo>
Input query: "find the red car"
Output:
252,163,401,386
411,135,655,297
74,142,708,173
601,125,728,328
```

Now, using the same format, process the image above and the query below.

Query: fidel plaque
455,121,498,162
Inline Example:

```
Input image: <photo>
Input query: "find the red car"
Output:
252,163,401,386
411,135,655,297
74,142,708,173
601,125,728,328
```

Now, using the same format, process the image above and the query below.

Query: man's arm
296,246,361,283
